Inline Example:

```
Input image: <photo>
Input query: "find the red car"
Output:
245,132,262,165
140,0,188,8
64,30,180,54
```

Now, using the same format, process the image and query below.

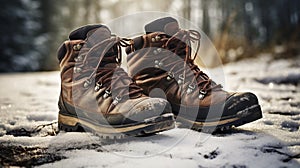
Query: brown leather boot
57,24,175,138
126,17,262,132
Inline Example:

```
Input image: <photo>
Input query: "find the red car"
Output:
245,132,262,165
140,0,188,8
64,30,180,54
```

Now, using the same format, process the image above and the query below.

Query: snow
0,55,300,167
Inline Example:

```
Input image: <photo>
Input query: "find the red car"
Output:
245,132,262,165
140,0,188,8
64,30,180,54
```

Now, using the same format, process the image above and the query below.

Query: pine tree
0,0,39,72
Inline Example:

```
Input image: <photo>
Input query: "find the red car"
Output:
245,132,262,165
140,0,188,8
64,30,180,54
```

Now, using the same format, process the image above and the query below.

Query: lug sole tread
177,105,263,133
58,113,175,139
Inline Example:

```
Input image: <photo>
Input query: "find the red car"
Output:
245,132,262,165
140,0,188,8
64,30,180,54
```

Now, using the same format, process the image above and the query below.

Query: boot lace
158,30,222,98
81,37,143,110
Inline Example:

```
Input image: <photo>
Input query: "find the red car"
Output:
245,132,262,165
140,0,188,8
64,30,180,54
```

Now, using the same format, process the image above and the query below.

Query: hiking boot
57,24,175,138
126,17,262,132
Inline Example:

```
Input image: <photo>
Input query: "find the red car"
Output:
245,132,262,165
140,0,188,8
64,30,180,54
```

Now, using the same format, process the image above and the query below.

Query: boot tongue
70,25,118,67
144,17,179,36
69,24,111,44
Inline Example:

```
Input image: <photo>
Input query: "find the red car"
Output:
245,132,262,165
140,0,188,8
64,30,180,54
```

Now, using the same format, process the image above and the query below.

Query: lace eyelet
75,55,84,62
178,74,184,85
186,83,196,94
73,43,82,51
74,67,82,73
167,72,174,81
155,35,161,41
198,90,207,99
151,37,156,42
112,96,122,105
103,90,111,99
94,82,102,92
151,35,161,43
83,79,92,88
154,60,164,68
153,48,162,55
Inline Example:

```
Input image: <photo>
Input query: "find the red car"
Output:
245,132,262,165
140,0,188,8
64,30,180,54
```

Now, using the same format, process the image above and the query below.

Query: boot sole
58,113,175,139
176,104,262,133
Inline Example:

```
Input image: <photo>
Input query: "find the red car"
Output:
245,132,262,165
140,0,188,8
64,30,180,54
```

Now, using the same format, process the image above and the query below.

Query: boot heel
58,113,84,132
58,122,85,132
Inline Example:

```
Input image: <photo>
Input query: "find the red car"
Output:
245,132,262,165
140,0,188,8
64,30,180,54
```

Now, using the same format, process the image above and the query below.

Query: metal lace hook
84,38,117,86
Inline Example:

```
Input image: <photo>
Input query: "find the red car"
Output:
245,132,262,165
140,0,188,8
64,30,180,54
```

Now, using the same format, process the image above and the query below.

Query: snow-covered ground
0,55,299,167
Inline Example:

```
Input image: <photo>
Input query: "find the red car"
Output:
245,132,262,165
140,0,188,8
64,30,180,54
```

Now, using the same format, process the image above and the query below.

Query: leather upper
58,25,170,124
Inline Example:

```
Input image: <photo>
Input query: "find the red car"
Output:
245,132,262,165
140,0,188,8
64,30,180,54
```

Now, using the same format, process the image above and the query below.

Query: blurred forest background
0,0,299,72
